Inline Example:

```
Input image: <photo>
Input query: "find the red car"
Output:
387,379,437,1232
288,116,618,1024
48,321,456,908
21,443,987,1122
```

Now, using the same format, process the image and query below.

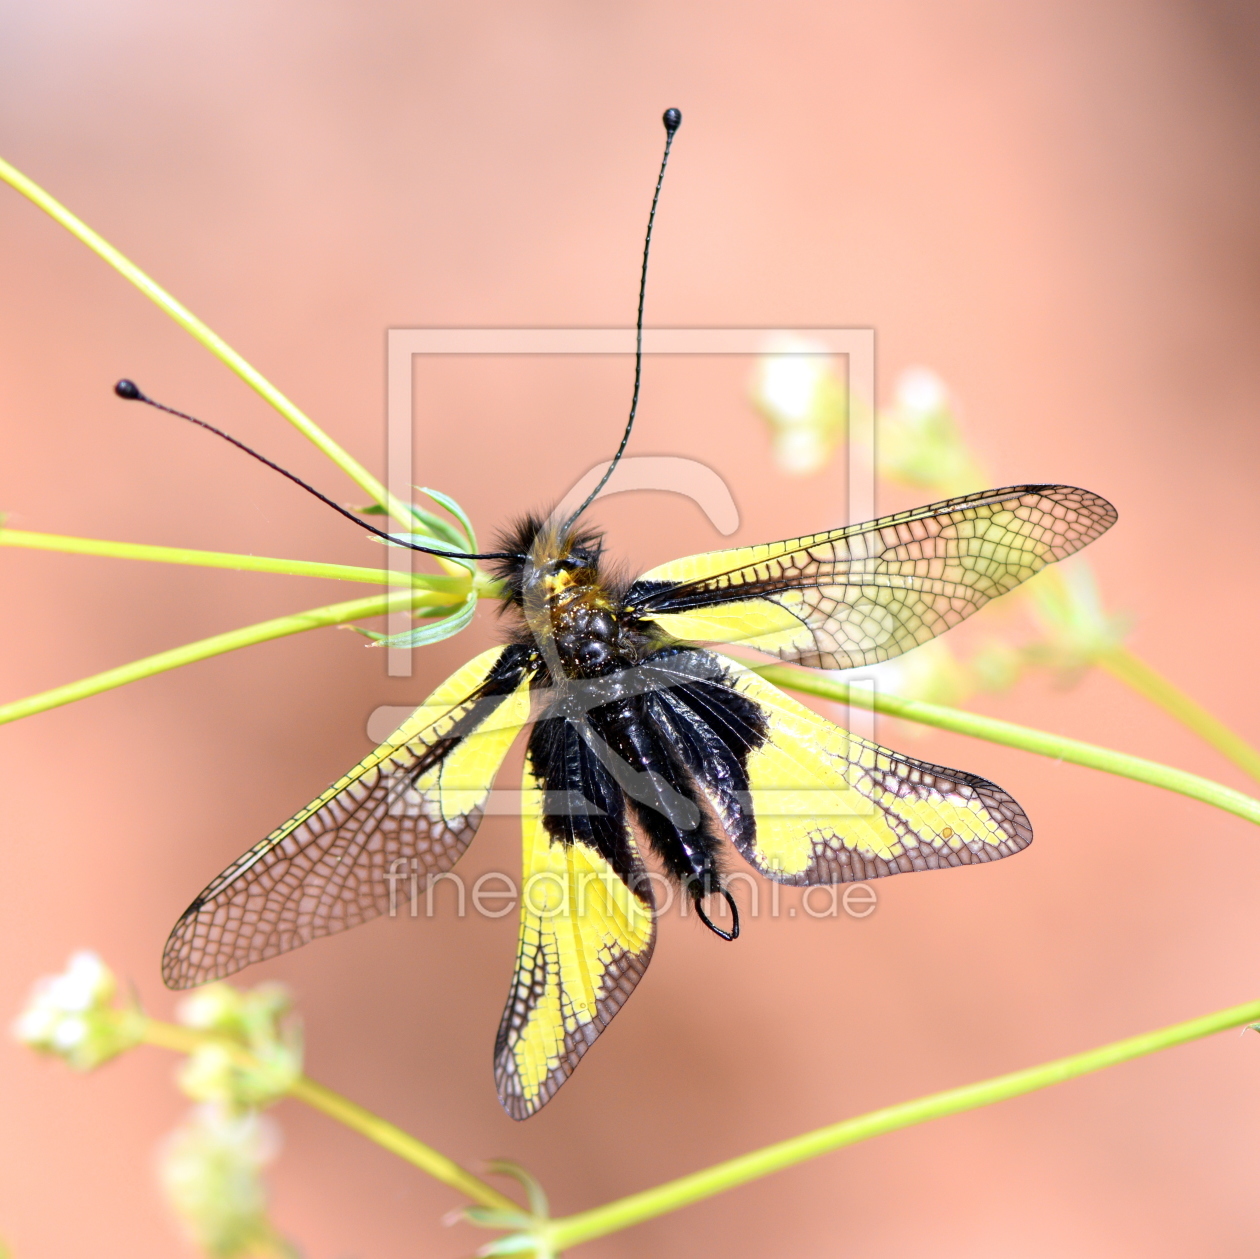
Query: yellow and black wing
493,756,655,1120
627,485,1116,669
675,656,1031,884
163,644,534,989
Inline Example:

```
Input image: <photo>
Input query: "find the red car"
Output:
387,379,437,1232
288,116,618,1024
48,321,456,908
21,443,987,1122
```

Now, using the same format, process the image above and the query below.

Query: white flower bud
159,1104,291,1257
11,952,141,1070
751,335,846,476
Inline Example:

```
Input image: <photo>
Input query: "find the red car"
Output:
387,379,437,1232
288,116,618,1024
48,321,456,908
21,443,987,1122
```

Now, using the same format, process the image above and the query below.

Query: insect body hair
490,514,608,606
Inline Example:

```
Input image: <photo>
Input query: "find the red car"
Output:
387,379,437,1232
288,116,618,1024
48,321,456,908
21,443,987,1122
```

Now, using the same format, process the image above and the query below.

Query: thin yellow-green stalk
0,589,447,726
288,1076,521,1213
0,528,469,590
539,998,1260,1250
137,1019,518,1215
0,154,416,530
1098,645,1260,785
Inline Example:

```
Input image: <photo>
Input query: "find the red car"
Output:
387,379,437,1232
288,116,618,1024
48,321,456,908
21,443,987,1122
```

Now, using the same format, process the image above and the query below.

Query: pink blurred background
5,2,1260,1255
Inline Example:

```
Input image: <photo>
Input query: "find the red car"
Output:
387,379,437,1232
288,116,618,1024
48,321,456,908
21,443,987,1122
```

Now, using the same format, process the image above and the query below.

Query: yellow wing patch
409,652,534,824
718,662,1031,883
494,766,655,1120
651,595,814,659
633,485,1116,668
163,646,533,989
642,535,818,585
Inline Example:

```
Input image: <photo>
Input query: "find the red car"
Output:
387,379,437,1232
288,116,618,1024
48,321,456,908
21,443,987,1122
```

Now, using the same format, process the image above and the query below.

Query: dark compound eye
559,552,601,574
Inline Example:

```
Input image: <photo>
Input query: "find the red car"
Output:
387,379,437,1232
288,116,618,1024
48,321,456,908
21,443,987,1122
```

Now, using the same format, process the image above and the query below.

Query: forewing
494,749,655,1120
682,657,1031,884
627,485,1116,668
163,645,534,988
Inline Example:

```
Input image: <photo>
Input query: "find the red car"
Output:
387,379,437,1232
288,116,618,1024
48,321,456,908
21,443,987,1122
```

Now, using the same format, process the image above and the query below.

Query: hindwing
494,718,655,1120
645,651,1031,885
163,644,534,988
627,485,1116,668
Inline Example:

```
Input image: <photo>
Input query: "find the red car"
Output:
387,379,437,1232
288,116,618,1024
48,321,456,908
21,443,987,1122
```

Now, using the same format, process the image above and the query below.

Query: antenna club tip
114,379,144,401
662,108,682,133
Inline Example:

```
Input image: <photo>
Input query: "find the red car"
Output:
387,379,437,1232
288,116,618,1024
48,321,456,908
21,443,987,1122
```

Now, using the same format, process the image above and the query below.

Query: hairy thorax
495,519,664,683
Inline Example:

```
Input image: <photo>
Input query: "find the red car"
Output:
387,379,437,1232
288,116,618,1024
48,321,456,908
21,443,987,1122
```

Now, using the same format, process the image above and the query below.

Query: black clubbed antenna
113,380,522,561
563,107,682,533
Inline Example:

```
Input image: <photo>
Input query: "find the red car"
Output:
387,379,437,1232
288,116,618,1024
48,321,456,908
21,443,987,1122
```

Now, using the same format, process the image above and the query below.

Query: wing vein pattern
162,644,534,988
650,651,1032,885
628,485,1116,668
494,717,655,1119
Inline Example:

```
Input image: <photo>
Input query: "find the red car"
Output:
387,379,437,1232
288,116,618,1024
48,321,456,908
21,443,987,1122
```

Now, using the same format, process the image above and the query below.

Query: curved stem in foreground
0,589,453,726
753,663,1260,829
541,998,1260,1250
0,153,414,531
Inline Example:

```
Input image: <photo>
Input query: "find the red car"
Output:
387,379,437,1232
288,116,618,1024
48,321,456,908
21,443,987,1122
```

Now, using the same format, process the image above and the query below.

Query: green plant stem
1097,645,1260,785
0,527,468,590
138,1020,518,1214
545,998,1260,1250
1021,567,1260,784
287,1076,518,1213
138,1016,259,1067
0,153,416,531
0,590,447,726
754,664,1260,829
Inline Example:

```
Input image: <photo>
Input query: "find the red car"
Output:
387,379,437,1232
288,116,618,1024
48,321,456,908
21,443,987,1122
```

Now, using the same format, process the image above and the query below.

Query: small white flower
12,952,141,1070
176,984,242,1032
51,1016,88,1051
757,336,834,422
895,366,948,416
751,335,847,476
12,1004,56,1045
878,368,986,494
775,428,830,476
45,951,113,1012
175,982,301,1109
159,1103,292,1257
